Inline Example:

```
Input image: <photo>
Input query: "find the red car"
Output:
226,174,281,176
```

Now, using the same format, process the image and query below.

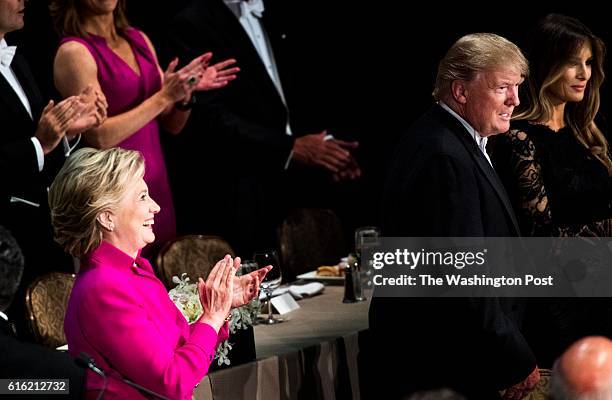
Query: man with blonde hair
366,33,538,399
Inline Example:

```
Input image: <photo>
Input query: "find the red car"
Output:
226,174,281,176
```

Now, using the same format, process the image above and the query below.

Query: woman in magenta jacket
49,147,270,400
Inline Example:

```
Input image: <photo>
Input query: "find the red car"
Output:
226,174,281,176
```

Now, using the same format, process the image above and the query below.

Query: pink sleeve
79,282,219,399
189,321,229,346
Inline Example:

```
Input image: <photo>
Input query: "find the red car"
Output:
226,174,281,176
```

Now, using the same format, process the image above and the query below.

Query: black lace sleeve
505,129,612,237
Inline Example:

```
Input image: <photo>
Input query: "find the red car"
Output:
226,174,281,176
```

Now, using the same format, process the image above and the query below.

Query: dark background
10,1,611,233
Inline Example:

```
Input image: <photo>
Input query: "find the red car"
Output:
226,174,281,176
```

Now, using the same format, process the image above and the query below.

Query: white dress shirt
0,38,44,171
439,101,493,167
223,0,292,136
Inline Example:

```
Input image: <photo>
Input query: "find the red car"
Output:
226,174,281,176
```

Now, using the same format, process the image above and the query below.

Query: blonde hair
433,33,529,101
49,0,130,38
49,147,145,257
513,14,612,174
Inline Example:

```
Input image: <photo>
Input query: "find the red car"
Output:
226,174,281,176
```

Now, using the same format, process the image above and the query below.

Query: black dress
492,120,612,366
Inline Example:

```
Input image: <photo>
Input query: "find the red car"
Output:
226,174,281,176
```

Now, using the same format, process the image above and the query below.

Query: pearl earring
108,223,114,232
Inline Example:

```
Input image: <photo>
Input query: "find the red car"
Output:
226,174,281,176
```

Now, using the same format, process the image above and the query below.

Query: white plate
296,270,344,283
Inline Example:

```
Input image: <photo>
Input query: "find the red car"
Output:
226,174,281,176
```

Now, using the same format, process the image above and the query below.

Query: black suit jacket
0,53,71,340
365,105,535,399
164,0,294,162
162,0,304,255
0,318,85,399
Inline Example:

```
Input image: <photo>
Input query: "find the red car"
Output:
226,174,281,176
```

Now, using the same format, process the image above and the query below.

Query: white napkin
264,282,325,300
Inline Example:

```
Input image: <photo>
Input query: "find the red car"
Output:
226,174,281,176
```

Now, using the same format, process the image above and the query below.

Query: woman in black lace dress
492,14,612,367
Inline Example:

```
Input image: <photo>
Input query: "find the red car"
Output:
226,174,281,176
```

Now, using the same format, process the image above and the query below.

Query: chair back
25,272,75,348
278,208,347,282
156,235,235,289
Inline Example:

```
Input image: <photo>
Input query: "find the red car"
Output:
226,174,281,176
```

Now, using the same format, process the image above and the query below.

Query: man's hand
35,97,84,154
292,131,360,175
332,152,362,182
502,366,540,400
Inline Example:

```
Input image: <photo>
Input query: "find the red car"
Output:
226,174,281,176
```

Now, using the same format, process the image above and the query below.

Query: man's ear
97,211,115,232
451,80,468,104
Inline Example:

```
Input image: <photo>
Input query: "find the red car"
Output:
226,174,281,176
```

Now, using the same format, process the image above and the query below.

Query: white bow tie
243,0,264,17
0,45,16,67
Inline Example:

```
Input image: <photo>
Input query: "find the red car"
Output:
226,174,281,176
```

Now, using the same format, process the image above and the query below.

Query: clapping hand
35,96,87,154
66,84,108,137
177,53,240,91
229,256,272,308
197,255,236,332
194,58,239,91
161,57,195,105
293,130,361,180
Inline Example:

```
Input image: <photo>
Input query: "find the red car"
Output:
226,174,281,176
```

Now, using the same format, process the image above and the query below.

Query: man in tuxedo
0,0,106,341
366,34,539,399
161,0,360,258
0,225,86,398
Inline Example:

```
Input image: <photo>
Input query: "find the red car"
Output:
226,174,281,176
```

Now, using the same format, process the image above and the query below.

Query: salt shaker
350,255,366,301
343,258,365,303
343,261,357,303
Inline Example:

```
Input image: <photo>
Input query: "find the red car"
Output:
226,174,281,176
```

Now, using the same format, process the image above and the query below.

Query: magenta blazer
65,240,229,400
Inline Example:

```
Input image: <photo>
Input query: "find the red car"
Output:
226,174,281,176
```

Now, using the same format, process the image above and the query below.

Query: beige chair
156,235,235,290
277,208,347,282
25,272,75,349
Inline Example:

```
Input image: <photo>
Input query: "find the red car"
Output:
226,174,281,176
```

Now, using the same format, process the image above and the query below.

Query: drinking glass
253,250,284,324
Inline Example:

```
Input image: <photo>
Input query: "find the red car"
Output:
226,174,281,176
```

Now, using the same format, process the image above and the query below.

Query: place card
270,292,300,315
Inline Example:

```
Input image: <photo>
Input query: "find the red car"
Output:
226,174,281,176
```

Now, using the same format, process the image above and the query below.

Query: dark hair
0,226,24,310
514,14,611,173
49,0,130,38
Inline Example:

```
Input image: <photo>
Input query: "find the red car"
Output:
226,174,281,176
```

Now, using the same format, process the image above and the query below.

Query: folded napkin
262,282,325,300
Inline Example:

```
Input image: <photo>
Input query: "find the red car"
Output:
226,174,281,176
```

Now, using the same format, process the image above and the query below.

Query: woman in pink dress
49,147,270,399
50,0,238,255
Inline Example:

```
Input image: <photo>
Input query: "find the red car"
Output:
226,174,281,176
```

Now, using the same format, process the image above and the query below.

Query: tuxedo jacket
162,0,305,254
0,318,85,399
365,105,536,398
164,0,294,168
0,52,71,339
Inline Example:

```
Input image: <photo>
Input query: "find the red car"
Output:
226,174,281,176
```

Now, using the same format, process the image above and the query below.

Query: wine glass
354,226,381,289
253,250,284,324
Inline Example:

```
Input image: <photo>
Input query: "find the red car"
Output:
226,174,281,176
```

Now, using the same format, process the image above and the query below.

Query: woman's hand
197,254,236,332
194,58,239,91
161,53,240,108
229,256,272,308
159,57,194,105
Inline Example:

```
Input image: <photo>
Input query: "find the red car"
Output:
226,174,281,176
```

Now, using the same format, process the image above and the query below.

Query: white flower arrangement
169,273,260,366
